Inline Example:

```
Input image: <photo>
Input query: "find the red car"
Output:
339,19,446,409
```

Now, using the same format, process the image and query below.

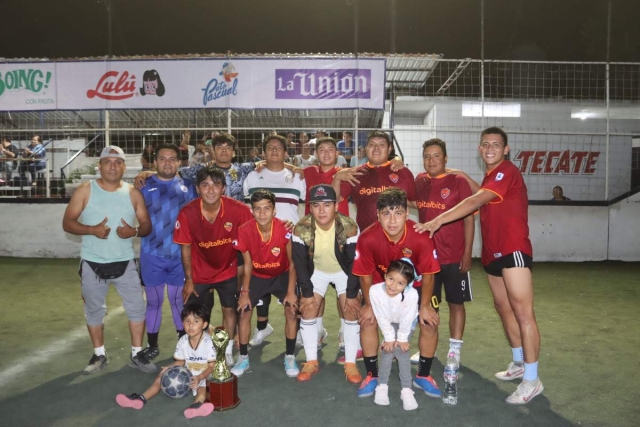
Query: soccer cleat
140,346,160,361
495,361,525,381
413,375,441,398
115,393,145,410
231,355,250,377
401,388,419,411
410,351,420,365
184,402,214,418
317,327,329,350
129,351,157,373
83,354,108,375
344,363,363,384
337,349,364,365
505,378,544,405
357,372,378,398
249,323,274,347
297,361,319,382
374,384,390,406
284,355,300,377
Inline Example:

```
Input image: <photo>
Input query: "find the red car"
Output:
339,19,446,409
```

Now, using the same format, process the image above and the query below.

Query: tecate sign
275,69,371,100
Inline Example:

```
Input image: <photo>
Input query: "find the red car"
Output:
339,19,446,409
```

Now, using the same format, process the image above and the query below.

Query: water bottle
442,354,459,405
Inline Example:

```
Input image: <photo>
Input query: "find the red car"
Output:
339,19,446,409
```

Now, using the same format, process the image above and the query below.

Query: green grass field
0,257,638,427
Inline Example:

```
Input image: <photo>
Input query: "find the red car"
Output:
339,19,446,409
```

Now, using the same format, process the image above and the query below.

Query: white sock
300,318,318,361
512,347,524,364
94,345,106,357
132,346,142,358
339,318,345,335
316,316,324,335
344,320,360,363
523,361,538,381
226,340,234,355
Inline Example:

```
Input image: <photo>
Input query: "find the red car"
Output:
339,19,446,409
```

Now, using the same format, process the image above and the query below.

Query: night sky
2,0,639,61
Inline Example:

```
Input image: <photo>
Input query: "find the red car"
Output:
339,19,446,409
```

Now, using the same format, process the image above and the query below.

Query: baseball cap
309,184,336,203
99,146,125,160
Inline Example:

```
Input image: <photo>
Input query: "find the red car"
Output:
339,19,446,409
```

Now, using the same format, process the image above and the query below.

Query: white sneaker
410,351,420,364
284,355,300,377
225,352,235,367
401,388,419,411
495,361,525,381
317,327,328,350
230,355,250,377
249,323,274,347
374,384,390,406
505,378,544,405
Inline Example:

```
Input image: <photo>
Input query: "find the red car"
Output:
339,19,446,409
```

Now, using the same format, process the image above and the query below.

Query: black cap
309,184,336,203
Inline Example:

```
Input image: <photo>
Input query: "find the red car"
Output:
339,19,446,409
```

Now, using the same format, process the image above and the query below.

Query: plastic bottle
442,354,459,405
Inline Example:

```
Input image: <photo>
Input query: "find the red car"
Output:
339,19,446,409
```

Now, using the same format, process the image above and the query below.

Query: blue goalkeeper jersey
141,175,197,259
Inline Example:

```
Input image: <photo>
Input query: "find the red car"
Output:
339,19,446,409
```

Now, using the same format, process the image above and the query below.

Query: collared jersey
340,162,416,231
233,217,292,279
352,220,440,287
479,160,532,265
173,197,253,283
415,173,472,264
303,165,349,216
243,167,306,223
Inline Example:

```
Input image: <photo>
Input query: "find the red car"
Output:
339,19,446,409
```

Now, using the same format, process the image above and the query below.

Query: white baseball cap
100,146,125,160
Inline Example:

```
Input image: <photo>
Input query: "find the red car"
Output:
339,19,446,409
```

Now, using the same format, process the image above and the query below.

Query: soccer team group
62,127,542,418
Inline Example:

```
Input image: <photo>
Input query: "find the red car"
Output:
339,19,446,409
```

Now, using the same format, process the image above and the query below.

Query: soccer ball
161,366,192,399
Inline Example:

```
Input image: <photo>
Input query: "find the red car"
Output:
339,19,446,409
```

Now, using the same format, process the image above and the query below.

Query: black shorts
248,272,290,308
483,251,533,277
433,263,473,305
236,251,244,267
190,277,238,311
416,287,440,313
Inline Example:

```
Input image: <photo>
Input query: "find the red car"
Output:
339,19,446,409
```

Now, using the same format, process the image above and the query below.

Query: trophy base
207,375,240,411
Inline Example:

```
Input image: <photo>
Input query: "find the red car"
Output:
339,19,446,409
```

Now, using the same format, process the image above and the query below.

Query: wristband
240,289,250,294
134,227,139,237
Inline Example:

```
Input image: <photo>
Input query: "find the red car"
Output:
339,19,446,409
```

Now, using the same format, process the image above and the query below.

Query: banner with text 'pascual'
0,58,385,111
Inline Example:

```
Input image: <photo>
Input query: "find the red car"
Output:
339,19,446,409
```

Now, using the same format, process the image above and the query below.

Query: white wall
608,191,640,261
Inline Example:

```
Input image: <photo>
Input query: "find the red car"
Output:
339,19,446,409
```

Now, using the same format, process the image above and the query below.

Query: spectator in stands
337,131,356,163
551,186,571,201
336,154,348,168
140,144,156,171
179,131,193,167
190,143,209,167
246,147,262,163
293,144,318,168
0,137,18,184
309,129,327,148
19,135,47,186
286,132,301,157
350,145,368,167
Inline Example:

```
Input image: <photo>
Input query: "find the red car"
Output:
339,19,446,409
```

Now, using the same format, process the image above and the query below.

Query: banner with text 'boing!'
0,58,386,111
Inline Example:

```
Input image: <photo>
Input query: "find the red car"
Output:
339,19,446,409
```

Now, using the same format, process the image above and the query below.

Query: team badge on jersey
175,220,180,230
271,247,281,256
389,173,399,183
402,247,413,258
433,249,438,259
224,222,233,232
180,185,188,193
354,249,360,260
285,173,293,183
232,239,238,247
441,188,450,199
496,172,504,181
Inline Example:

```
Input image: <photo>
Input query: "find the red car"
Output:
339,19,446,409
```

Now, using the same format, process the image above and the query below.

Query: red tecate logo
87,71,137,100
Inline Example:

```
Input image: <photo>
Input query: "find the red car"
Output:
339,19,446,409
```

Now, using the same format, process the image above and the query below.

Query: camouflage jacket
292,213,359,298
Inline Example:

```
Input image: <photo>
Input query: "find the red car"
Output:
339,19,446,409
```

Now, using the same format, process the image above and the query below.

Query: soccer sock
523,361,539,381
257,319,268,331
316,316,324,335
147,332,159,348
285,338,296,356
512,347,524,364
343,320,360,363
177,329,186,338
240,344,249,356
363,355,379,378
417,356,434,377
226,340,234,355
339,318,345,335
300,318,318,361
94,345,106,357
132,346,142,358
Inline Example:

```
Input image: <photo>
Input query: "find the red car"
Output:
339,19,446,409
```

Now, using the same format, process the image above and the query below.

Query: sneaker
413,375,441,398
284,355,300,377
495,361,525,381
115,393,145,410
505,378,544,405
401,388,419,411
344,362,363,384
140,346,160,361
225,352,235,367
410,351,420,365
317,327,328,350
357,372,378,398
249,324,274,347
374,384,390,406
337,349,364,365
184,402,214,418
83,354,108,375
231,355,250,377
297,360,319,382
129,351,157,373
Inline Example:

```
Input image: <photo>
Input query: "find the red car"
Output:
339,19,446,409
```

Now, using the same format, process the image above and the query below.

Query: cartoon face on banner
140,70,165,97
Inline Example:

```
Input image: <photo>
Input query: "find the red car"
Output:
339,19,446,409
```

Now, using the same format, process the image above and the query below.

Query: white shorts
310,269,348,298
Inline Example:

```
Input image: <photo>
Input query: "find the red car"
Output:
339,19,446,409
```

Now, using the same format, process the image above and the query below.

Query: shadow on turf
0,356,577,427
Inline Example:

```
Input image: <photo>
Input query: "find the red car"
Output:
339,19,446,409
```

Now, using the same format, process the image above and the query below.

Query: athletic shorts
310,269,348,297
140,252,184,287
189,277,238,312
237,251,244,267
246,272,290,309
433,263,473,305
483,251,533,277
416,286,440,313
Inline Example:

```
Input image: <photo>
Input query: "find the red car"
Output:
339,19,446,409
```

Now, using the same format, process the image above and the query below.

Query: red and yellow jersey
303,165,349,216
233,217,292,278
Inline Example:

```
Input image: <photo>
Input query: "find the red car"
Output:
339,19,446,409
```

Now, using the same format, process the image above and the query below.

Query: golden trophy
207,327,240,410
